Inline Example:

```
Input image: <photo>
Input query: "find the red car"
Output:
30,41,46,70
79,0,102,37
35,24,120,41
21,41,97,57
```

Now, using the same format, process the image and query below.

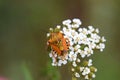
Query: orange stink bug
47,32,70,56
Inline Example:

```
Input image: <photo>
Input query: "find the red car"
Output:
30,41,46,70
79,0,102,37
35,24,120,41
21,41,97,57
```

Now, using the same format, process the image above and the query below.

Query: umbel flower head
47,18,106,80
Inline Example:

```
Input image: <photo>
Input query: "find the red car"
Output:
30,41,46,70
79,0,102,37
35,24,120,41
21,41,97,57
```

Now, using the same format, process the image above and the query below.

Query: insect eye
54,51,57,54
52,49,54,52
52,50,57,54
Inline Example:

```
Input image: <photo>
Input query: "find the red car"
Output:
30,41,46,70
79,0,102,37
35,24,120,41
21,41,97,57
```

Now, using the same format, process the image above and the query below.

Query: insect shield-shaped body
47,32,70,56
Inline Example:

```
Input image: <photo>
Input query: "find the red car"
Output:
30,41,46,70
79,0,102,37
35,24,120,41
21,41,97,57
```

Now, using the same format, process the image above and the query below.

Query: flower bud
90,66,97,72
83,61,88,67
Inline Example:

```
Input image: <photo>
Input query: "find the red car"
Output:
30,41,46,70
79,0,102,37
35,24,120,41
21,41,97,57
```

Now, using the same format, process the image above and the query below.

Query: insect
47,32,70,56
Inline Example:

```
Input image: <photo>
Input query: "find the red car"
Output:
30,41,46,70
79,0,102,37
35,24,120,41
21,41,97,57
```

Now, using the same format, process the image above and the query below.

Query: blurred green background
0,0,120,80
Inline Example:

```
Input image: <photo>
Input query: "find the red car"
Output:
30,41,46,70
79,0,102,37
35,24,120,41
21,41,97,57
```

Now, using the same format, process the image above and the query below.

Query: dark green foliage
40,60,61,80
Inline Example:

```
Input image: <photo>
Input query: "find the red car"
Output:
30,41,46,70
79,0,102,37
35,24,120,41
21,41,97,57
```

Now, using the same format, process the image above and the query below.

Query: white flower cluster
62,19,106,59
72,59,97,79
47,18,106,80
49,51,69,66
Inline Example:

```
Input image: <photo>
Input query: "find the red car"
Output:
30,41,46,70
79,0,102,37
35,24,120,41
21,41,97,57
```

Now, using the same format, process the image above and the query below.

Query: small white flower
78,28,83,32
92,74,96,78
73,35,81,44
49,53,52,57
82,67,90,75
88,42,96,49
85,75,89,79
94,68,97,72
63,60,67,64
58,60,67,66
88,26,95,32
74,45,80,51
75,49,81,54
80,50,86,58
69,46,74,51
95,28,99,33
99,43,105,51
79,33,87,40
47,33,50,37
71,24,79,28
49,28,53,31
80,67,84,72
71,30,78,38
101,36,106,42
90,33,100,43
71,68,75,72
56,25,61,29
62,19,71,26
63,27,72,38
84,47,93,54
88,59,92,66
73,18,81,25
63,27,67,31
72,61,77,67
76,58,81,63
82,28,88,35
69,51,77,61
75,72,80,78
86,54,91,57
52,63,57,66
